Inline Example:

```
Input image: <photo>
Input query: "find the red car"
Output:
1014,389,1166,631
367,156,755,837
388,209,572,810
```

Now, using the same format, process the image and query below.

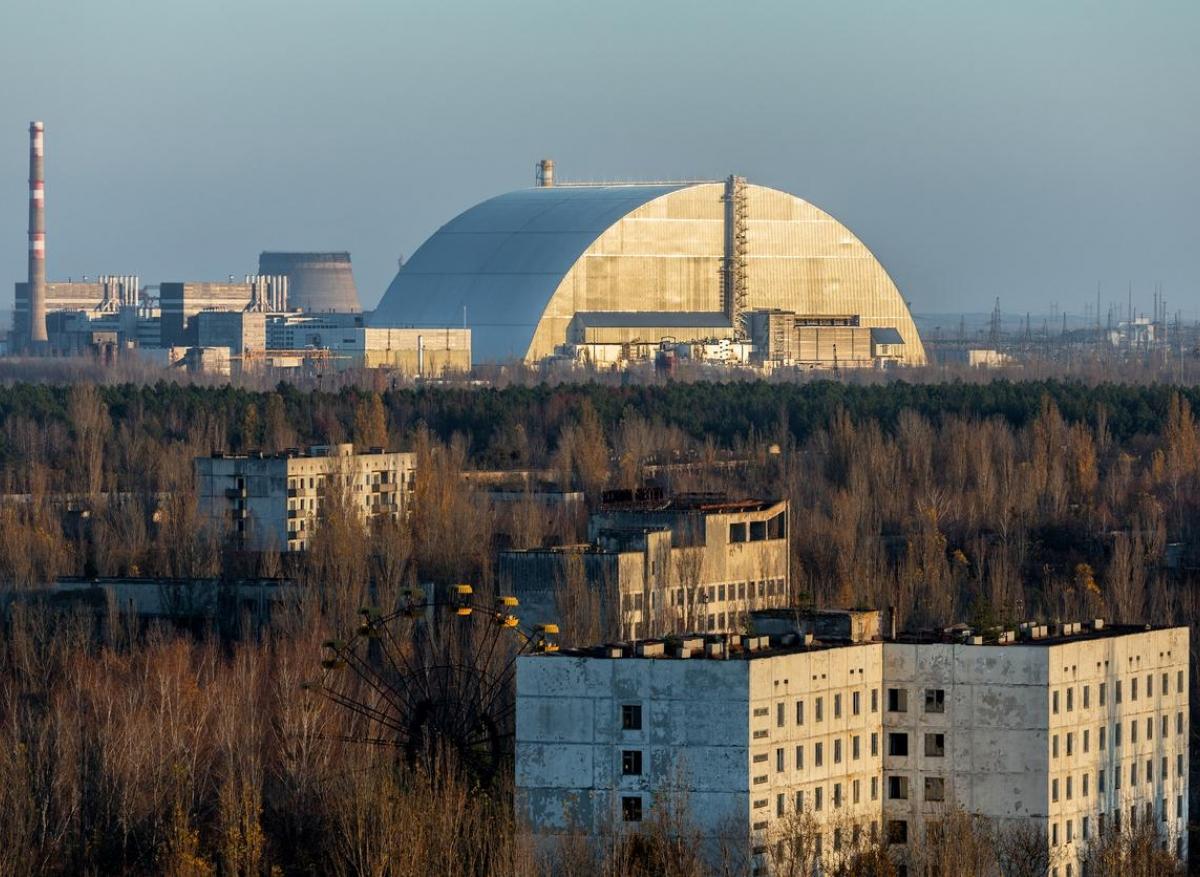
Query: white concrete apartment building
515,612,1189,875
195,443,416,551
499,493,789,642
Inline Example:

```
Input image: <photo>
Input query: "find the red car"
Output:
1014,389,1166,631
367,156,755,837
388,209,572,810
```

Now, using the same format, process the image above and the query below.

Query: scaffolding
722,175,749,340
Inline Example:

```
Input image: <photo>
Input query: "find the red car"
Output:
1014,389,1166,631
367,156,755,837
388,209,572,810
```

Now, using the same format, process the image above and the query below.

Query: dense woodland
0,378,1197,875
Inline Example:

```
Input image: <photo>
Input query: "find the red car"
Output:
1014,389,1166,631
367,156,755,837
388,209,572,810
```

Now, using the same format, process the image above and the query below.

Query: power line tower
722,175,750,340
988,297,1002,343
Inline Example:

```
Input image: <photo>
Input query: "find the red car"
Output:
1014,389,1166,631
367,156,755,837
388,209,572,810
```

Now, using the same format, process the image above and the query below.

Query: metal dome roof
369,184,689,361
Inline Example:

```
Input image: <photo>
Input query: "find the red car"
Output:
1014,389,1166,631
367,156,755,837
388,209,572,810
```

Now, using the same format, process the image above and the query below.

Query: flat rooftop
539,617,1178,662
598,488,781,514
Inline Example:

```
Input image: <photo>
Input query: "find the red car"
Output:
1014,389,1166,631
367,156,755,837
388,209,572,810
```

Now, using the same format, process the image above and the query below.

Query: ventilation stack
536,159,555,188
27,121,47,345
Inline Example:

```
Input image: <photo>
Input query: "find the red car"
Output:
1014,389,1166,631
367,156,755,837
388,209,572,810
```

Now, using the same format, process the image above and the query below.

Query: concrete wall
516,654,751,862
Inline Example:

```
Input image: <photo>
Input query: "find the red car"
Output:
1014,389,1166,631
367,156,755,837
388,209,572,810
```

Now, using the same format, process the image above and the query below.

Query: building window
816,697,824,722
1146,674,1152,697
871,733,879,757
796,745,803,769
1178,670,1185,694
1066,687,1074,712
815,742,824,767
1099,682,1107,706
1082,772,1090,796
1083,685,1090,709
1082,816,1089,840
795,790,804,812
924,688,946,713
1099,726,1106,750
853,778,861,804
834,783,843,808
1052,691,1060,714
1052,779,1059,803
888,733,909,757
872,688,879,712
622,704,642,731
834,739,842,764
924,776,945,802
776,748,785,772
1052,735,1059,758
729,522,747,543
852,690,861,716
776,793,785,818
1052,822,1058,845
852,735,861,760
925,733,945,757
887,820,908,845
622,796,642,822
887,689,908,713
796,700,804,726
1066,776,1073,800
871,776,878,801
1131,720,1137,744
1066,733,1073,757
834,693,842,719
622,750,642,776
777,703,785,728
1115,679,1122,704
1083,729,1089,753
815,787,823,811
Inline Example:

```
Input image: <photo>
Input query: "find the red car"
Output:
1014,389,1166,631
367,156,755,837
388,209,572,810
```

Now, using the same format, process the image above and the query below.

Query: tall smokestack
27,121,47,345
536,158,554,188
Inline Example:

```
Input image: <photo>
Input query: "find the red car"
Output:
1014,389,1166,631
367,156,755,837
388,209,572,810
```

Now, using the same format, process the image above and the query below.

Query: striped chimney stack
27,121,47,345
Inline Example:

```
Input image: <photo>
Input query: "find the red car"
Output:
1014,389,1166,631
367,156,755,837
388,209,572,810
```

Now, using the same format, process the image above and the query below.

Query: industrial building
516,612,1188,874
499,492,789,641
258,251,362,313
372,163,926,367
195,443,416,552
159,275,288,347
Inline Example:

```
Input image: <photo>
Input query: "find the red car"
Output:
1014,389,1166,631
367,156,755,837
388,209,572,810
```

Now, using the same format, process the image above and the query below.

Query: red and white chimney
27,121,47,345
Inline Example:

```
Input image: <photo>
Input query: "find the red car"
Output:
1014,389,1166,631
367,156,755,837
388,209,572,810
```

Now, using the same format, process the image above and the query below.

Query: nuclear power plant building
371,175,926,366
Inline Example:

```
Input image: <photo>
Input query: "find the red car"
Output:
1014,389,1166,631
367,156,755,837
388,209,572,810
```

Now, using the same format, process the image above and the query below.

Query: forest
0,378,1196,875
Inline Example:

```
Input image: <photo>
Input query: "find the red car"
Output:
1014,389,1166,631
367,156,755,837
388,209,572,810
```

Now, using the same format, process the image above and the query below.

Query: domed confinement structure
370,178,925,365
258,251,361,313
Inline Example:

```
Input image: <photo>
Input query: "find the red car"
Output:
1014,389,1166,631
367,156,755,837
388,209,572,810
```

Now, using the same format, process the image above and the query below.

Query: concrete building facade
499,495,789,641
516,615,1189,875
195,443,416,552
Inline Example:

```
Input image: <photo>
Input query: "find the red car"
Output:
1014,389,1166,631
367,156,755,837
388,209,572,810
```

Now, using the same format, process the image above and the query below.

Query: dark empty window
887,688,908,712
622,704,642,731
888,733,909,757
622,750,642,776
622,796,642,822
924,689,945,713
887,820,908,844
888,776,909,800
924,777,945,801
750,520,767,541
925,733,945,757
729,522,747,543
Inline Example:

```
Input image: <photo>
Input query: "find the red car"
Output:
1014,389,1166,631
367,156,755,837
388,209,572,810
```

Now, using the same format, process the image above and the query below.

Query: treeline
1,379,1199,481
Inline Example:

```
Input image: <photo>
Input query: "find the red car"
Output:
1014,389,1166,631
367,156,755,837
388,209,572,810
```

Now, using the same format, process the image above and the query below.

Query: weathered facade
498,496,789,642
195,443,416,552
516,615,1189,874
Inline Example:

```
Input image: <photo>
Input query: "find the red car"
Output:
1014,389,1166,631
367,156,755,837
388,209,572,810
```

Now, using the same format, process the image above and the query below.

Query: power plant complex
7,126,926,375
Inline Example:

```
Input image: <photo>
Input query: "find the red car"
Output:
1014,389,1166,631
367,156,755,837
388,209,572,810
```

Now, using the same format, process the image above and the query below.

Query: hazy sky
1,0,1197,318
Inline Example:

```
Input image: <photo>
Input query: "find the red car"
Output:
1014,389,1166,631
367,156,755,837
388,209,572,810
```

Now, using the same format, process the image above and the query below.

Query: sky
1,0,1197,319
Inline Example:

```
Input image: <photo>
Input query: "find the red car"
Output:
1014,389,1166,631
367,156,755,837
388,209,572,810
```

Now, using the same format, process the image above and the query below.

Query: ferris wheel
307,585,558,787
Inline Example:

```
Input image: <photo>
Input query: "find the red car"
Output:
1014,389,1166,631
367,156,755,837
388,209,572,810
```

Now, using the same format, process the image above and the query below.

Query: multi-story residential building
498,492,789,641
195,443,416,551
515,612,1189,875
